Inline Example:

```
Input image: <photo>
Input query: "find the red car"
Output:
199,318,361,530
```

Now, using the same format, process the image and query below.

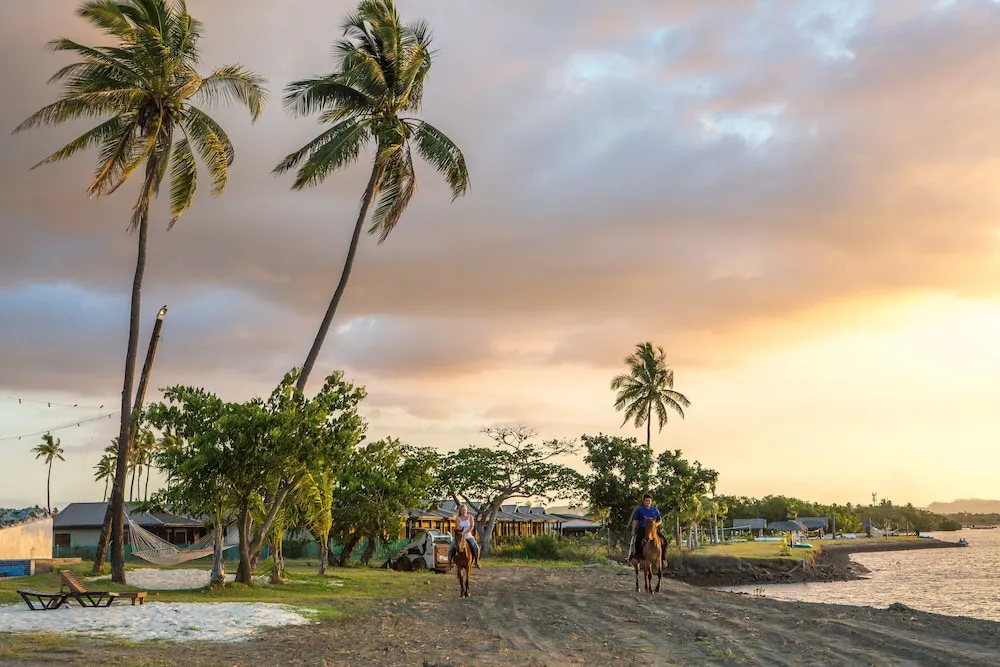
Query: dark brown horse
634,520,663,593
452,529,472,598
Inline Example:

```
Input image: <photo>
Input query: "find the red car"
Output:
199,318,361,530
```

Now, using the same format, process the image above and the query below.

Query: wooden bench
17,590,70,611
59,569,147,607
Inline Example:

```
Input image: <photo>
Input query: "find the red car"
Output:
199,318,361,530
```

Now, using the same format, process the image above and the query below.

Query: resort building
404,500,565,540
0,507,52,575
52,502,205,558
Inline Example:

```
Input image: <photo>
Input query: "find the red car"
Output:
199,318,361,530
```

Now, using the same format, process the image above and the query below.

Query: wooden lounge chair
59,569,147,607
17,589,70,611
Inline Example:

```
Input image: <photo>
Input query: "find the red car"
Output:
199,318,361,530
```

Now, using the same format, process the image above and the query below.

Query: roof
731,518,767,530
767,519,809,532
406,500,563,524
53,502,203,529
797,516,829,529
0,507,47,528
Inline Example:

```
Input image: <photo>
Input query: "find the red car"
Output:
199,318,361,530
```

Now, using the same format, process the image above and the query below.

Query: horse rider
627,494,667,565
449,503,482,568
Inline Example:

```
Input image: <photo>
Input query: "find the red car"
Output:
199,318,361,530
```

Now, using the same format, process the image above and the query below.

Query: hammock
126,514,238,566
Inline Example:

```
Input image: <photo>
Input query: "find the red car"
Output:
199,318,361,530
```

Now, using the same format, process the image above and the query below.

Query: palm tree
94,453,116,501
275,0,469,393
611,342,690,488
15,0,266,584
32,432,66,514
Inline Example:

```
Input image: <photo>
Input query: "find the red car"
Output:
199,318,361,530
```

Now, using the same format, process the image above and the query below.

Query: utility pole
93,306,168,574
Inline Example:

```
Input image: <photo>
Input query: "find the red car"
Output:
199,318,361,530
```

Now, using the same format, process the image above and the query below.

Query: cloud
2,0,1000,409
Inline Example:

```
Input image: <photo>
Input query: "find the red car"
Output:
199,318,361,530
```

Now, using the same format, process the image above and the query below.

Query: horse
634,520,663,594
452,528,472,598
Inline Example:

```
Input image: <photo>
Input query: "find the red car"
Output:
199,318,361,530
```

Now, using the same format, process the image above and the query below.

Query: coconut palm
94,452,116,501
611,342,690,488
275,0,469,392
15,0,266,584
32,433,66,513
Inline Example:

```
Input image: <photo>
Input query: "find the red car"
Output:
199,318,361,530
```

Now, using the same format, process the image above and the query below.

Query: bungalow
404,500,563,540
729,518,767,531
53,502,205,558
797,517,830,535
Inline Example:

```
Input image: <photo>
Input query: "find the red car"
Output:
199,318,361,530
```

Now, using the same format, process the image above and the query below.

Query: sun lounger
59,569,147,607
17,590,70,610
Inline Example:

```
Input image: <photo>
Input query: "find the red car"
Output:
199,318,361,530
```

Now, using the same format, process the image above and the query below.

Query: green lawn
0,559,444,621
693,540,803,560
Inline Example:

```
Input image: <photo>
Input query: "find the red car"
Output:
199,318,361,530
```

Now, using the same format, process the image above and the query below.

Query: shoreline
668,537,964,587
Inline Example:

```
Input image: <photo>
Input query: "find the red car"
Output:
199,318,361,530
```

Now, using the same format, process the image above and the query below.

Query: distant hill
926,499,1000,514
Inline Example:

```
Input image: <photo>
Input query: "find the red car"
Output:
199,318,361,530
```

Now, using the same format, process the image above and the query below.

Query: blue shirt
631,505,661,528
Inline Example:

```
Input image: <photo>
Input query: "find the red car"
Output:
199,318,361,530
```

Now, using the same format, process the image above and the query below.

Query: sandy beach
4,564,998,666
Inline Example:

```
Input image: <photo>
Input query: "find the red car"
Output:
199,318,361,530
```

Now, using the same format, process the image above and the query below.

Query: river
720,529,1000,622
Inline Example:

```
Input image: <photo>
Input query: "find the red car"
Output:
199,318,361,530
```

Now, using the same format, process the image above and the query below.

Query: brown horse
634,520,663,593
452,529,472,598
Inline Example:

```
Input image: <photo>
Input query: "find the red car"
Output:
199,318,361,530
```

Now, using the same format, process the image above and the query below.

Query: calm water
721,530,1000,622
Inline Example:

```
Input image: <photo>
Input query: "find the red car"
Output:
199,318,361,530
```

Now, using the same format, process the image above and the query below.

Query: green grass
692,540,803,560
0,559,444,622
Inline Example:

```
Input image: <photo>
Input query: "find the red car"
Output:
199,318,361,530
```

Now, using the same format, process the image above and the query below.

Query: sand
0,601,315,642
6,566,999,665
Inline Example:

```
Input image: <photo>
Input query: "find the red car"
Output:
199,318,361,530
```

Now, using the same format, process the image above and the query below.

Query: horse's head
644,520,659,541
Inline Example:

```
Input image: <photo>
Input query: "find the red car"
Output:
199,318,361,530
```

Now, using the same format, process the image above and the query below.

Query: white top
458,516,472,530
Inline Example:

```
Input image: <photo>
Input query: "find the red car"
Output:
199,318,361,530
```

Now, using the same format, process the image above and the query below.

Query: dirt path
5,566,1000,666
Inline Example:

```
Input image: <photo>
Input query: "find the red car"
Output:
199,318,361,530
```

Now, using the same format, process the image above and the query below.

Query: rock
888,602,912,612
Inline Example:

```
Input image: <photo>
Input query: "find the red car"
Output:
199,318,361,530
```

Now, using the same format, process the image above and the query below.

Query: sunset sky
2,0,999,510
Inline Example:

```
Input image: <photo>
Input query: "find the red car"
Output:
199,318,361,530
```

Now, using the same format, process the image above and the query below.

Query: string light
0,412,120,443
3,396,108,410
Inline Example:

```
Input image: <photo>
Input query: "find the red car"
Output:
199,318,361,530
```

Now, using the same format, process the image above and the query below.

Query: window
54,533,71,547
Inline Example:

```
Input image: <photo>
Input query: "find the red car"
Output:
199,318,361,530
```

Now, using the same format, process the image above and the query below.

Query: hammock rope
125,514,237,566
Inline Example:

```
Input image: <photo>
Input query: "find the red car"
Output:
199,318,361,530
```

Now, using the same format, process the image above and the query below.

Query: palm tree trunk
144,465,150,502
46,461,52,514
104,478,109,502
295,165,383,393
110,159,157,585
645,404,653,492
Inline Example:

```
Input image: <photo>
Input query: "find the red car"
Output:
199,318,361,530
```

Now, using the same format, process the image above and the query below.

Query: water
721,530,1000,622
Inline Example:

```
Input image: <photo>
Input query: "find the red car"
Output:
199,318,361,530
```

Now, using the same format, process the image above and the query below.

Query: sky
2,0,1000,510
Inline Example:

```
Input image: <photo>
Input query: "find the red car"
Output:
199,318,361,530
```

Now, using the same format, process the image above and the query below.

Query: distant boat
792,542,813,549
969,525,997,530
957,538,969,546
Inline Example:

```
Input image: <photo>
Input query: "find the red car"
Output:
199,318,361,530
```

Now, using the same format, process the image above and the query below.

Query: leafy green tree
32,432,65,514
436,426,583,556
610,343,690,489
653,449,718,549
580,434,649,544
17,0,266,585
329,438,438,567
275,0,470,393
145,388,235,586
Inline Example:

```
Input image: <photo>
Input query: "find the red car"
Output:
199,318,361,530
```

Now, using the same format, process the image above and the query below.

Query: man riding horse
626,494,668,566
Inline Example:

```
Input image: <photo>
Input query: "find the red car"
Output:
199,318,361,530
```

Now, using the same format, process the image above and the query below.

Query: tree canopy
436,426,583,555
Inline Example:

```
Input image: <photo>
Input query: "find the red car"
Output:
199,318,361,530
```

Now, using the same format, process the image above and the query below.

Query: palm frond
181,106,231,194
196,65,267,121
368,141,415,242
168,135,196,226
30,115,130,168
281,75,372,118
408,119,468,199
283,118,372,190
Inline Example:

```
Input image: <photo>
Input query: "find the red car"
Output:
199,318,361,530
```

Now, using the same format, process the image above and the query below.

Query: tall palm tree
611,342,690,489
94,452,116,501
32,432,66,514
15,0,266,584
275,0,469,393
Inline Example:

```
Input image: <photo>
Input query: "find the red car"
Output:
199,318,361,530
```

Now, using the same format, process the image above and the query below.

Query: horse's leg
465,565,471,598
634,563,639,592
655,548,662,592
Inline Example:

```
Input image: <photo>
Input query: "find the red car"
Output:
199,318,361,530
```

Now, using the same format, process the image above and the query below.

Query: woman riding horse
449,504,481,568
